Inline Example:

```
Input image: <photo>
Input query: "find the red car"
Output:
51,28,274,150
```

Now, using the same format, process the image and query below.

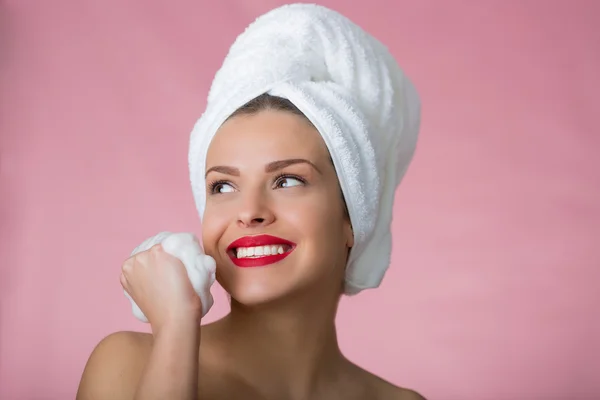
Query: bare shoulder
351,364,426,400
76,331,153,400
372,376,426,400
387,386,427,400
370,377,426,400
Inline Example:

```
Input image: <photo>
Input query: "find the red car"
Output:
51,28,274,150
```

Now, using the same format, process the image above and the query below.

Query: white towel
124,232,216,322
188,3,421,295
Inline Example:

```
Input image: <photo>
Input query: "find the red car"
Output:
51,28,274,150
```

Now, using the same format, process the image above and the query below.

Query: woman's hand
120,244,202,334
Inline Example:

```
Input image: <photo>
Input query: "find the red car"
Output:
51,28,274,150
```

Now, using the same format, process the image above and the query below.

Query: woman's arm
76,321,200,400
77,241,205,399
133,320,201,400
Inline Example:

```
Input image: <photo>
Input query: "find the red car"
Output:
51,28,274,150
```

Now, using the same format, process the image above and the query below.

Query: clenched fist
121,232,216,332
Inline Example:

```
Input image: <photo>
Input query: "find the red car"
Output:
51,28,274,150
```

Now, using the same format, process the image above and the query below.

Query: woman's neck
209,291,347,398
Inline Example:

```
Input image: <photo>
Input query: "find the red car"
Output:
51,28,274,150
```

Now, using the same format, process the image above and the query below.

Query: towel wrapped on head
188,3,421,295
188,3,420,295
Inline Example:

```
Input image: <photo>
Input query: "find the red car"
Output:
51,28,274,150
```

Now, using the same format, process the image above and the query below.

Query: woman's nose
237,190,275,229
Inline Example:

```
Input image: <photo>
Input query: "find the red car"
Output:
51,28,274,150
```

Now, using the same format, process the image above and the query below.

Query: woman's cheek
201,204,228,255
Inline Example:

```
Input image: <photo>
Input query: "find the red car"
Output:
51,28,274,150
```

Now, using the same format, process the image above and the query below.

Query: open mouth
226,235,296,267
230,244,294,259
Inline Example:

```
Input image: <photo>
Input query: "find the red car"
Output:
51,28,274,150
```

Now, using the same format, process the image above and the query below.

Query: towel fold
124,232,216,322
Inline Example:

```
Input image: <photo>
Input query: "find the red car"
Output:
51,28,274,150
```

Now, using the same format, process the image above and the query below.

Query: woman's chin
227,284,289,307
223,277,306,308
217,263,332,308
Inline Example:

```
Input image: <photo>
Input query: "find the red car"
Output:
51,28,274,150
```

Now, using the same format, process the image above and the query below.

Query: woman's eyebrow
205,165,239,177
206,158,322,178
265,159,322,174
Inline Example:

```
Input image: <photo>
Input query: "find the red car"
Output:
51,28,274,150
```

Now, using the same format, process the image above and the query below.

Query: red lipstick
227,234,295,268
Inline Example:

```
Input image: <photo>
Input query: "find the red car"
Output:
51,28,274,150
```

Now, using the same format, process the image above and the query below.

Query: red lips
227,234,296,268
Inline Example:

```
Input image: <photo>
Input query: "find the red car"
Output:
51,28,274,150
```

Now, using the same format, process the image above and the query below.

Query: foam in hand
124,232,216,322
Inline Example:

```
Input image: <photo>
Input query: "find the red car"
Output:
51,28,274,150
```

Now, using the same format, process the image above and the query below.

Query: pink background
1,1,599,399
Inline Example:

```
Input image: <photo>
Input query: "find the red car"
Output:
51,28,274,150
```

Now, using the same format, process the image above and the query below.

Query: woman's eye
276,176,304,188
213,182,235,194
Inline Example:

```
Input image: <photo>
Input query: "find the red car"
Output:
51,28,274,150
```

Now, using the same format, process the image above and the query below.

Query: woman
77,4,424,400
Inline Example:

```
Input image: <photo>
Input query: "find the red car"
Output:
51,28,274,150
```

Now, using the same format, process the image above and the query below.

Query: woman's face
202,110,354,306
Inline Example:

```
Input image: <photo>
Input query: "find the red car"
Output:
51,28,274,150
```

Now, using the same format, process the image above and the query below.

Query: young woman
77,4,424,400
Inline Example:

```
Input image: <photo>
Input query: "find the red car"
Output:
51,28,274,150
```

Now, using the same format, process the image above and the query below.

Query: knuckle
122,257,134,272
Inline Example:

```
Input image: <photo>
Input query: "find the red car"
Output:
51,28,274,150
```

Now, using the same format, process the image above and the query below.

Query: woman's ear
340,194,354,249
344,220,354,249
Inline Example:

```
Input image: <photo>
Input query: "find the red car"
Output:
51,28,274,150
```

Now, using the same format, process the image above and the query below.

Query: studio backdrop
1,1,598,399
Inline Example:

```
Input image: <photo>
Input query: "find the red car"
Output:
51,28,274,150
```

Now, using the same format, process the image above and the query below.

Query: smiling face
201,108,354,306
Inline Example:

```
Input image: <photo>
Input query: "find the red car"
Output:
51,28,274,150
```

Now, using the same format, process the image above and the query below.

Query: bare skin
76,110,425,400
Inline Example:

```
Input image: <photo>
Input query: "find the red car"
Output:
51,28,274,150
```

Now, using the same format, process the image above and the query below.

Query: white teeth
235,245,287,259
236,248,246,258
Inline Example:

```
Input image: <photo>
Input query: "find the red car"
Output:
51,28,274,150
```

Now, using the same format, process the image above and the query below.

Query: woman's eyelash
273,173,307,187
207,179,231,194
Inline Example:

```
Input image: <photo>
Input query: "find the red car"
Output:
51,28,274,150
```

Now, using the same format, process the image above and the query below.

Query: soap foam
124,232,216,323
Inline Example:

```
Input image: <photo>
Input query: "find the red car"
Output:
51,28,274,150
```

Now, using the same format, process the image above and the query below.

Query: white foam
124,232,216,323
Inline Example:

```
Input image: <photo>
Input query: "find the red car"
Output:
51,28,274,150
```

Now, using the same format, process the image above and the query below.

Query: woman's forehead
207,111,331,164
